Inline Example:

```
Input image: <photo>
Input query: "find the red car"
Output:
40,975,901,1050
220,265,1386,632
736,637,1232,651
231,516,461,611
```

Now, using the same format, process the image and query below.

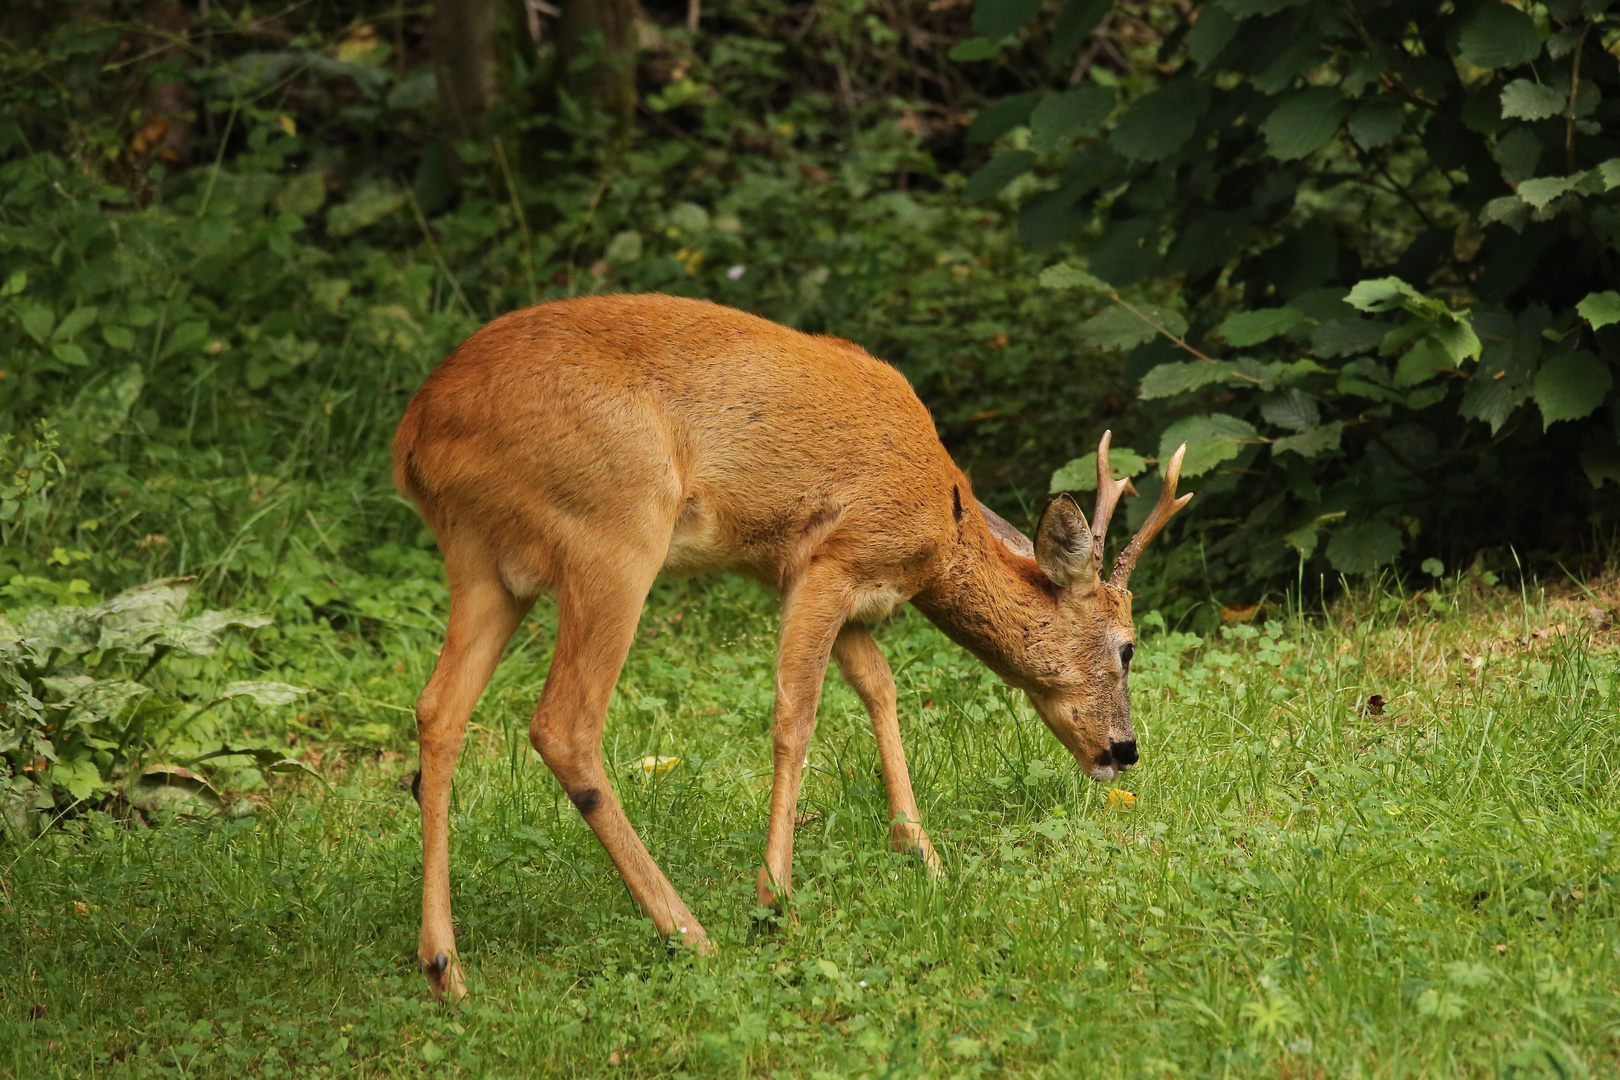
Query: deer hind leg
831,624,941,875
416,547,530,1001
529,573,710,952
757,567,854,911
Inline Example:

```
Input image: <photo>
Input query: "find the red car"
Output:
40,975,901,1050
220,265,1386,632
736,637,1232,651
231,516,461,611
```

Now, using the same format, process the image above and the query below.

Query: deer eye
1120,642,1135,668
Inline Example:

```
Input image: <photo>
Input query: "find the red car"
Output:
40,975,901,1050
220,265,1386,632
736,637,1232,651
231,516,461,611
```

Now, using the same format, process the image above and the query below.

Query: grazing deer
393,294,1192,998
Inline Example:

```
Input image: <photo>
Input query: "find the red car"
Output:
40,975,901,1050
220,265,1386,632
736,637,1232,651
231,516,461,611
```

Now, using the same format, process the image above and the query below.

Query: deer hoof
422,951,466,1002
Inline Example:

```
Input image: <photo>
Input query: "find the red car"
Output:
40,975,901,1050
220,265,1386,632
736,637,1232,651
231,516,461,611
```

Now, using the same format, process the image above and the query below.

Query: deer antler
1107,442,1194,589
1090,430,1130,570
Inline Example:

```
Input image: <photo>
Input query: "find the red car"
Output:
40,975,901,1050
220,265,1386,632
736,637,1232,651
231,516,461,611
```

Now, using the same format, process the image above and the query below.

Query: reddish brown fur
394,294,1187,999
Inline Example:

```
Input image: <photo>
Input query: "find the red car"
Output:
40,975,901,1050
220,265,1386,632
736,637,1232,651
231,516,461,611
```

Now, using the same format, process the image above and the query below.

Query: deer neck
910,521,1054,687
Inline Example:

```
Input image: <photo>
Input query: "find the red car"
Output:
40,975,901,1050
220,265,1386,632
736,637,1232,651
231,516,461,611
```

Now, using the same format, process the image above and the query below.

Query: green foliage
0,578,306,837
961,0,1620,594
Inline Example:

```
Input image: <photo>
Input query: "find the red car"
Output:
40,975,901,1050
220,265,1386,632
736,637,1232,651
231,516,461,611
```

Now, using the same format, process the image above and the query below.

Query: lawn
3,570,1618,1078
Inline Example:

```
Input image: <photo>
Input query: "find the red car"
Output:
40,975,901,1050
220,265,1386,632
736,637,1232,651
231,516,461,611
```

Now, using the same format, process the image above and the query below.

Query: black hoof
423,952,449,977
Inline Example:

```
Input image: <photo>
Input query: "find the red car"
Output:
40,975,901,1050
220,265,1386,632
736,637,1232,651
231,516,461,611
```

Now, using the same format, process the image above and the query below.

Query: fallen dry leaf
1107,789,1138,810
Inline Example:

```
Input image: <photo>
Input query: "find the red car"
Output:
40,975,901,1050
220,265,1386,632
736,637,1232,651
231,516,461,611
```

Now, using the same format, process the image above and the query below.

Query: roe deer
393,294,1192,999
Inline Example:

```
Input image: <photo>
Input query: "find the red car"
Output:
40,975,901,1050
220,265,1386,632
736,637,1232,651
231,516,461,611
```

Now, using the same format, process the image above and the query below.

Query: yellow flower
1107,789,1138,810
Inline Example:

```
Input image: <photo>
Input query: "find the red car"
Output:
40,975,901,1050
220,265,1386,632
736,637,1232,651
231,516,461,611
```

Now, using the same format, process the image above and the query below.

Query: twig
405,187,477,320
493,136,539,305
1565,22,1593,173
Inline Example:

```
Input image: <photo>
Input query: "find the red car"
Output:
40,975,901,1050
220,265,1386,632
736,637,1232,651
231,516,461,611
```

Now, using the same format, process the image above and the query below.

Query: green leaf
1039,264,1108,292
1139,361,1239,399
1110,80,1204,163
1346,276,1423,313
1516,172,1588,210
949,37,1001,61
52,755,106,803
1272,422,1342,459
967,93,1039,144
1500,79,1565,121
1187,6,1238,70
1492,127,1542,185
1050,447,1146,492
1077,305,1176,350
17,301,55,344
326,183,406,237
218,680,309,706
1601,158,1620,190
1432,315,1482,363
1049,0,1111,64
1394,338,1452,388
1457,3,1543,69
973,0,1042,40
1326,521,1403,575
1259,388,1319,431
51,343,89,367
1262,88,1351,161
1578,291,1620,330
963,151,1037,200
1348,98,1404,150
52,306,98,342
1158,414,1257,476
127,765,222,816
275,172,326,217
0,270,26,297
1311,318,1387,358
101,324,136,350
1029,86,1116,151
1533,352,1612,426
1479,195,1530,231
1216,307,1303,347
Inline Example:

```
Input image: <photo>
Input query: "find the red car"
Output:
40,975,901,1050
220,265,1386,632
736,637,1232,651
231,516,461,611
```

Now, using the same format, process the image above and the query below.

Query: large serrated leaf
1216,307,1303,347
1139,361,1240,399
967,93,1039,144
972,0,1042,40
1457,3,1543,69
1110,80,1205,163
1348,98,1404,150
963,151,1037,201
1326,521,1403,575
1272,422,1342,459
1259,388,1320,432
1578,291,1620,330
1311,318,1387,358
127,765,222,816
218,680,309,706
1049,447,1146,493
1078,305,1183,350
1500,79,1565,121
1157,414,1258,476
1533,352,1612,426
1029,86,1116,152
1262,88,1351,161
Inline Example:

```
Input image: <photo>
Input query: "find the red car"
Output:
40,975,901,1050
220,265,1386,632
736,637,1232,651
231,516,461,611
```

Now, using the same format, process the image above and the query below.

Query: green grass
3,571,1619,1078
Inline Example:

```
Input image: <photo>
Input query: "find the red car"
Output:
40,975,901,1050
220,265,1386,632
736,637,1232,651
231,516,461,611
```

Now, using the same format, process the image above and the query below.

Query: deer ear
1034,494,1096,589
978,501,1035,560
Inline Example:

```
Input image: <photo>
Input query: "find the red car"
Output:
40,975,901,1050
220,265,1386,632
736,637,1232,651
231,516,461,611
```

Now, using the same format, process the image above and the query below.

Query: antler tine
1107,443,1194,589
1091,430,1130,568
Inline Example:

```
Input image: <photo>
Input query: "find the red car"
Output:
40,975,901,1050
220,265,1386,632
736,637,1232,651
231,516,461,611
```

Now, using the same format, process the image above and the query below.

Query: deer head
979,432,1193,782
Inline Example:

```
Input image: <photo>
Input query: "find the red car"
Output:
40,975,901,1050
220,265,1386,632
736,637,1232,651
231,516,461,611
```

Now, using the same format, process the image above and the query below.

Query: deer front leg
832,624,941,874
757,575,850,911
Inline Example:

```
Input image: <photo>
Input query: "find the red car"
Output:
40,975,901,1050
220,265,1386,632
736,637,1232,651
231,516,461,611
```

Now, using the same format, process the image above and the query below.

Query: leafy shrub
960,0,1620,598
0,578,309,838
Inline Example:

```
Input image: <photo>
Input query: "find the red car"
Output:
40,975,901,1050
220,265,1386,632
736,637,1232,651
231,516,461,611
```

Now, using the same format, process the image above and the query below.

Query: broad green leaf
1272,422,1342,459
16,300,54,344
1216,307,1303,347
218,680,309,706
1187,6,1238,70
127,765,222,816
51,755,106,803
1492,127,1542,185
1038,264,1108,292
1077,305,1183,350
1326,521,1403,575
973,0,1041,40
1601,158,1620,190
1457,3,1543,69
161,320,210,359
1259,388,1319,431
1157,413,1257,477
1394,338,1451,388
1139,361,1239,399
963,151,1037,200
1432,316,1482,363
1460,311,1538,433
1284,522,1320,559
101,324,136,350
1262,88,1351,161
1089,217,1159,285
1310,318,1386,358
1050,447,1146,492
1049,0,1111,63
1480,195,1530,231
967,93,1039,144
1517,172,1590,210
1110,80,1204,163
52,306,98,342
1500,79,1564,121
0,269,26,296
275,171,326,217
326,183,406,237
1578,291,1620,329
949,37,1000,61
1533,352,1612,426
51,343,89,367
1029,86,1115,151
1346,276,1423,313
1348,98,1404,150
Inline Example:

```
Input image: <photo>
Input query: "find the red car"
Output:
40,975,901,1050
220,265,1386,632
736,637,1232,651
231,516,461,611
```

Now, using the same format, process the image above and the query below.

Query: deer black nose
1110,740,1139,768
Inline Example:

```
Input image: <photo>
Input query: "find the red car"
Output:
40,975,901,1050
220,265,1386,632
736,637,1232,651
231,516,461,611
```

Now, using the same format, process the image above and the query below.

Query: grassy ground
3,569,1619,1078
